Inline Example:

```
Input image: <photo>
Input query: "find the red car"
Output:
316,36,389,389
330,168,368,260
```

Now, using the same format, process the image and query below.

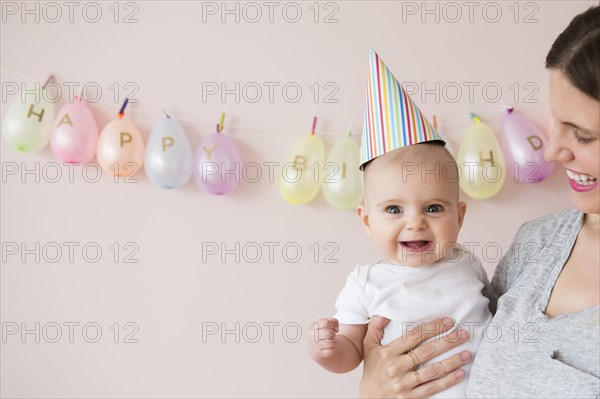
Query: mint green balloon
2,88,55,152
322,135,363,210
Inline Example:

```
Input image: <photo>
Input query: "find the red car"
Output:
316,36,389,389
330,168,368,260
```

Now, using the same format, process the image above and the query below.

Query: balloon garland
1,75,555,205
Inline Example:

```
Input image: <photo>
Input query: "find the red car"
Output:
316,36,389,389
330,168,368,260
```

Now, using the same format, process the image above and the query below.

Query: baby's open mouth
399,240,433,253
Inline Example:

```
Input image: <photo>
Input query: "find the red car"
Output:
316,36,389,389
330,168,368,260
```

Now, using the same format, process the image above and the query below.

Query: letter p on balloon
161,136,174,152
120,132,133,147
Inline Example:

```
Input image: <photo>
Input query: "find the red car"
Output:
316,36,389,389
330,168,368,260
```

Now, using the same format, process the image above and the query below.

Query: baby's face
358,155,466,268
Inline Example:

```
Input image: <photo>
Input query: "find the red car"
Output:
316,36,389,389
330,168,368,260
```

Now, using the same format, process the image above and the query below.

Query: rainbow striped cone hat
360,49,445,170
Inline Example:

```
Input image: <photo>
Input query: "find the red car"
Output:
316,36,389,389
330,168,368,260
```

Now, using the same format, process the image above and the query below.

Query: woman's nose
543,126,574,163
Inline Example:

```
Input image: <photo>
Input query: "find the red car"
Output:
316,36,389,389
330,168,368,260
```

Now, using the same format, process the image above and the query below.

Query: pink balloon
51,100,99,164
193,131,241,195
500,110,555,183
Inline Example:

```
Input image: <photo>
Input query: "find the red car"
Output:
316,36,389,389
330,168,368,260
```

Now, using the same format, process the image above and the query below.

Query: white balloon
144,117,193,189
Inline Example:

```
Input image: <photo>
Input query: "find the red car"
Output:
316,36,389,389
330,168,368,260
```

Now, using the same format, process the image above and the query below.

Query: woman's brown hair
546,5,600,101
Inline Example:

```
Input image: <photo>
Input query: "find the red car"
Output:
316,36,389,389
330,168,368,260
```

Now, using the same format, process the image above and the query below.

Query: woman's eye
573,129,595,145
385,206,402,214
426,204,444,213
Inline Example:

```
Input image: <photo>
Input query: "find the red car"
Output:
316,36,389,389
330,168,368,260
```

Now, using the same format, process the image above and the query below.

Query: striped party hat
360,49,445,170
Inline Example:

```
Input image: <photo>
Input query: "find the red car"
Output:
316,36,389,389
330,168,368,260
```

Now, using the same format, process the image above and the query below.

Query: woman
359,5,600,398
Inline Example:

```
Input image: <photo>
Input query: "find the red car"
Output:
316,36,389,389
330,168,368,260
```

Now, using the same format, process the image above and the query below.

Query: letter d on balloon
162,137,174,152
527,135,543,151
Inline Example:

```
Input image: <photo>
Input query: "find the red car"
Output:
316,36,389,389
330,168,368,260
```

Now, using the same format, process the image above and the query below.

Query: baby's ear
457,201,467,229
356,203,372,237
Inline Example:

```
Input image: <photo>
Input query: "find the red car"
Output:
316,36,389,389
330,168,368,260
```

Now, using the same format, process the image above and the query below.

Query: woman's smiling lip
565,167,598,179
564,168,599,192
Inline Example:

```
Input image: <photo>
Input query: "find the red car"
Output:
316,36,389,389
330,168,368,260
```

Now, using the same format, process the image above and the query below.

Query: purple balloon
500,110,555,183
193,132,241,195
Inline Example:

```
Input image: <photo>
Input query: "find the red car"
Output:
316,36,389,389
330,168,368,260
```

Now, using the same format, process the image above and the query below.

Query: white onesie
334,245,492,399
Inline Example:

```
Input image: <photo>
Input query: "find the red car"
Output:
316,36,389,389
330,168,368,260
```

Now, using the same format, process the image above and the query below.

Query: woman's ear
457,201,467,229
356,203,372,237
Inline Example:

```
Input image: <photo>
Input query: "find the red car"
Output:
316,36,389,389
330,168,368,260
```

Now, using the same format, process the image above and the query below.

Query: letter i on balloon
456,113,506,199
144,108,193,189
322,123,363,210
193,113,242,195
97,98,145,178
2,75,55,152
278,116,325,205
499,106,554,183
50,91,99,164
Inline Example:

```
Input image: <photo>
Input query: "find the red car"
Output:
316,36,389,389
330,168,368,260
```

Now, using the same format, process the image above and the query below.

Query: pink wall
1,1,592,397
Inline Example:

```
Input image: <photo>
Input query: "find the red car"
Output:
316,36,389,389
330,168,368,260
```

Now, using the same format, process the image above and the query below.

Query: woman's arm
360,316,472,398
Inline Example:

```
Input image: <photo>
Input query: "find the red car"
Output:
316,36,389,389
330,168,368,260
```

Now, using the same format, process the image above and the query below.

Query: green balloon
322,135,363,210
2,88,55,152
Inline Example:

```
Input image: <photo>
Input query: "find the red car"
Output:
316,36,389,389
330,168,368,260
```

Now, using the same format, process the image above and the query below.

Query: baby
308,142,492,398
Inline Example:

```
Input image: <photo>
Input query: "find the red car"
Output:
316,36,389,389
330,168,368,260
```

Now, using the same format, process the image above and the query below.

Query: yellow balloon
97,119,145,177
322,135,363,210
278,134,325,204
457,121,506,199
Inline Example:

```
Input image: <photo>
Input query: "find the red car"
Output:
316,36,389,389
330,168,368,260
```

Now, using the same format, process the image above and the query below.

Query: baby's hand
308,317,339,360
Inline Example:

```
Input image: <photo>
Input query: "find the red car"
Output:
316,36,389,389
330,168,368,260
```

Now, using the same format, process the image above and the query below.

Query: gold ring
407,350,420,370
413,369,422,386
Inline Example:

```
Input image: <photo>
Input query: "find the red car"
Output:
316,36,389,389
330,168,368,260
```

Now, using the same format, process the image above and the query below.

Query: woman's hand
360,316,472,398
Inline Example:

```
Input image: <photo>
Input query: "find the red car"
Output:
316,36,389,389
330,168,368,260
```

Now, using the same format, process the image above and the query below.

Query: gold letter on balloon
293,155,307,171
120,132,132,147
203,143,216,160
162,136,174,151
27,104,45,122
527,135,543,151
57,113,73,127
479,151,495,165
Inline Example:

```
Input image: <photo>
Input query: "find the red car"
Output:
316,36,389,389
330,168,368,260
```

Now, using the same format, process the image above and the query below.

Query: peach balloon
97,119,145,177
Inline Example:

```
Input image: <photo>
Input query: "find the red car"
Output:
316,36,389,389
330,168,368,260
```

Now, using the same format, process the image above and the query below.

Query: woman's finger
401,350,472,387
410,328,469,367
385,317,456,356
411,367,467,398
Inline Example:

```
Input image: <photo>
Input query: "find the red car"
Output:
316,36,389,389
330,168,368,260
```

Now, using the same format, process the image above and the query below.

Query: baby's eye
425,204,444,213
385,206,403,214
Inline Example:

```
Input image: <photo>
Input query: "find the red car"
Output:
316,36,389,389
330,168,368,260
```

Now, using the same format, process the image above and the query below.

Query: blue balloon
144,117,193,189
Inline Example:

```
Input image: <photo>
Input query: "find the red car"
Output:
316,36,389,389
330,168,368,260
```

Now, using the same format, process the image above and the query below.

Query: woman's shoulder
484,209,584,309
514,208,582,245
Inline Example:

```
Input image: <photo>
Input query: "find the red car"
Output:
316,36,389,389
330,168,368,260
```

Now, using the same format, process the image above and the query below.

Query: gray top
467,208,600,398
